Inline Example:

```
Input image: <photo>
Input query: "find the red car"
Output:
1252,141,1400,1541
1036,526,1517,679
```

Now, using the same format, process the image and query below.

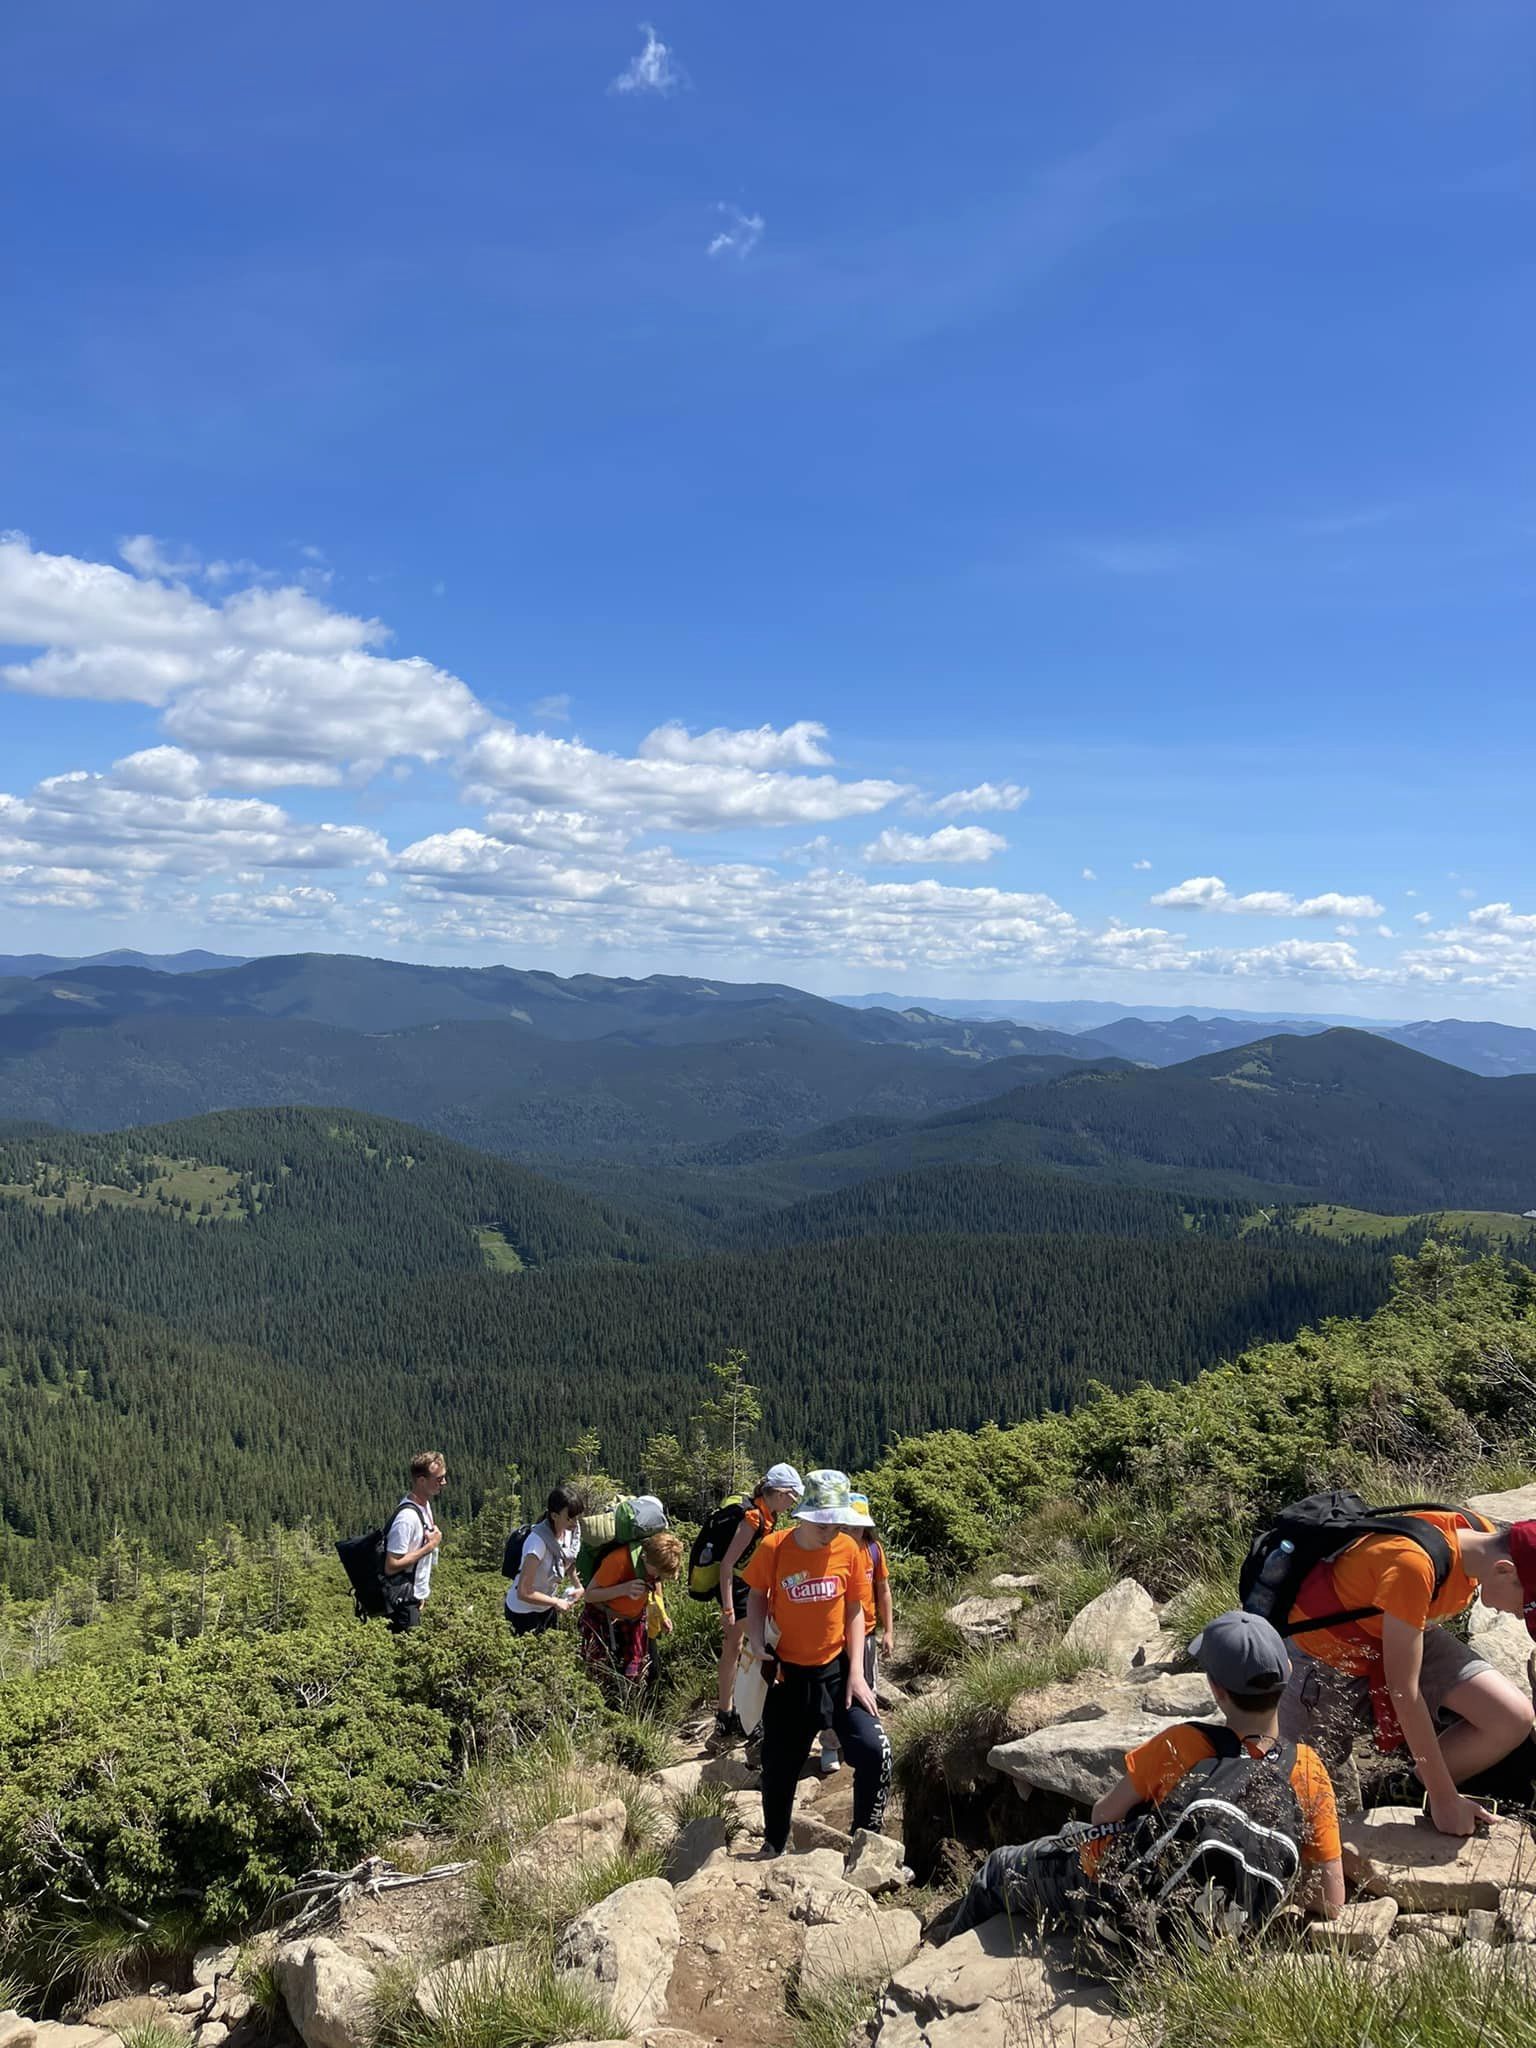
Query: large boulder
1061,1581,1160,1673
275,1939,379,2048
192,1943,240,1990
500,1798,630,1898
0,2020,37,2048
555,1877,681,2033
989,1711,1192,1806
944,1597,1021,1647
31,2031,121,2048
1342,1809,1536,1910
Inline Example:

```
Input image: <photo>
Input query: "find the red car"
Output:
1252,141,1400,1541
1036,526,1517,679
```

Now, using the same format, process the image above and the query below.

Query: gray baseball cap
1187,1610,1291,1693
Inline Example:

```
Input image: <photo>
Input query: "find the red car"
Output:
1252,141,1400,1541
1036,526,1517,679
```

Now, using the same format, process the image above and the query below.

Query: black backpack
1239,1490,1459,1638
336,1501,425,1622
1102,1726,1304,1941
502,1521,535,1580
688,1497,749,1601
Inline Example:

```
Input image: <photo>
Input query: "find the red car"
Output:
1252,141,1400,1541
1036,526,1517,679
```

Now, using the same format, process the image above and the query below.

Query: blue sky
2,1,1533,1016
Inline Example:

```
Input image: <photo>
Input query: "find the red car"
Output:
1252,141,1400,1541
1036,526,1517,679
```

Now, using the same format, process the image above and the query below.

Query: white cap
763,1463,804,1497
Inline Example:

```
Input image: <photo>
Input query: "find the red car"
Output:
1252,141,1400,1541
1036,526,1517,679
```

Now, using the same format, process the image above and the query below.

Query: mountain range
850,993,1536,1077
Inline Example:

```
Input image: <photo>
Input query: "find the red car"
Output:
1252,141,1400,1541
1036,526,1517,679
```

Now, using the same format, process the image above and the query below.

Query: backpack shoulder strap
1197,1722,1242,1761
1286,1511,1455,1635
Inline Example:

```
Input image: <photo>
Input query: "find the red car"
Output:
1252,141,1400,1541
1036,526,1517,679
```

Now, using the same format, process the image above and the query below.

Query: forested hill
0,1105,1404,1595
920,1029,1536,1211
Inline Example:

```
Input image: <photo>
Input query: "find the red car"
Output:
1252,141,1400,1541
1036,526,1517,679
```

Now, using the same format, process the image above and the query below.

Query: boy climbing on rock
942,1611,1345,1942
1273,1507,1536,1836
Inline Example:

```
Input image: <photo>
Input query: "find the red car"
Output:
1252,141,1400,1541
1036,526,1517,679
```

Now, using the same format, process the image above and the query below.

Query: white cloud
119,534,202,581
0,532,486,777
639,720,832,769
864,826,1007,866
1150,874,1385,920
1413,910,1433,925
530,693,573,723
1468,902,1536,936
1377,925,1396,940
708,206,765,261
1132,857,1152,871
1082,867,1097,881
930,781,1030,815
0,757,386,879
465,723,908,830
611,23,683,96
206,884,341,924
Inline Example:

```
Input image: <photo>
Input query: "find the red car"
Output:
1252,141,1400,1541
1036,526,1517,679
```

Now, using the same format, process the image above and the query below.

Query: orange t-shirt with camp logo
742,1527,871,1668
1285,1511,1486,1673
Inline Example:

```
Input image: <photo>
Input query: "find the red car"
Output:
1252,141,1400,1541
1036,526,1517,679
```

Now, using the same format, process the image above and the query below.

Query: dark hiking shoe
711,1709,744,1749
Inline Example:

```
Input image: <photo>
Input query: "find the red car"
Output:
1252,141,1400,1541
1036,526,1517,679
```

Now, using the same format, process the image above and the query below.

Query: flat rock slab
989,1574,1043,1593
879,1921,1130,2048
33,2030,124,2048
501,1798,629,1897
989,1711,1193,1806
1306,1896,1398,1956
1061,1580,1160,1674
1467,1485,1536,1524
800,1906,921,1999
1342,1809,1536,1910
0,2021,38,2048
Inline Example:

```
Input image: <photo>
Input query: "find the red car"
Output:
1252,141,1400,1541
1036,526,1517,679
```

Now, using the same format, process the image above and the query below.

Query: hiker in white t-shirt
384,1450,447,1633
506,1485,587,1635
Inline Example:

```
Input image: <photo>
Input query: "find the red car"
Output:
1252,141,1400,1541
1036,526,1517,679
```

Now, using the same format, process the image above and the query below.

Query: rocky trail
11,1493,1536,2048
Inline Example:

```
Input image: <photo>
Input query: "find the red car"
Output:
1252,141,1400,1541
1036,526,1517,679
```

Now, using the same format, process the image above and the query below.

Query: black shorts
721,1577,753,1621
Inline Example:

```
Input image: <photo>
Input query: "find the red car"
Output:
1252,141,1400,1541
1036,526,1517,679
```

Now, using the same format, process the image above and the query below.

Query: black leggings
760,1655,891,1854
506,1607,558,1636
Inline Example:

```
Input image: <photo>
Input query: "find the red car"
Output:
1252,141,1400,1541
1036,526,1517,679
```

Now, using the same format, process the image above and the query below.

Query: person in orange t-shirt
1279,1511,1536,1839
943,1611,1344,1943
742,1469,891,1856
581,1531,683,1689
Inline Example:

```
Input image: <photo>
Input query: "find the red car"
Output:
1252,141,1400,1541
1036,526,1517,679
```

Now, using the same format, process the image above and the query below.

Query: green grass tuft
902,1589,967,1674
122,2026,186,2048
1130,1934,1536,2048
788,1973,881,2048
604,1709,679,1778
667,1778,744,1843
400,1945,618,2048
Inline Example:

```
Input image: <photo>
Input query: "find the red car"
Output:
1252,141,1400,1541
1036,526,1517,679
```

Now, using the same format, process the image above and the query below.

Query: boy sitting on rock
941,1611,1345,1943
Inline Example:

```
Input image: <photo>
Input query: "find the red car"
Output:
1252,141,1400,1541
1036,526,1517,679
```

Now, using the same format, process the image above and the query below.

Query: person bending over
1279,1509,1536,1836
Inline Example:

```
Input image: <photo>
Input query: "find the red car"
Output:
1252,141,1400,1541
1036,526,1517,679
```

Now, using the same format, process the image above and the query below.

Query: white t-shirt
505,1521,579,1616
386,1497,437,1602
